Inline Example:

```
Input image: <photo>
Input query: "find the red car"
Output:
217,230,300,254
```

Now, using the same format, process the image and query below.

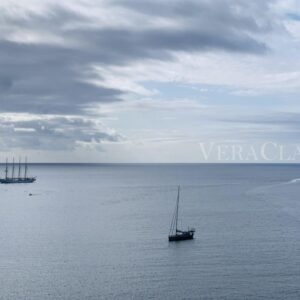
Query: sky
1,0,300,162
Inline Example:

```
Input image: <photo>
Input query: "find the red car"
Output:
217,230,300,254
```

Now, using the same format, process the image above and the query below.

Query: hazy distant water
1,164,300,299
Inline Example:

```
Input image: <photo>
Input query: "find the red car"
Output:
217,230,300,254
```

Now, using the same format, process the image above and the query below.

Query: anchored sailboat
0,157,36,184
168,186,195,242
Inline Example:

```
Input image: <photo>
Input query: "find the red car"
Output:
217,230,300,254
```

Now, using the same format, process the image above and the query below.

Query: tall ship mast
4,158,8,180
0,157,36,184
168,186,195,242
18,157,21,179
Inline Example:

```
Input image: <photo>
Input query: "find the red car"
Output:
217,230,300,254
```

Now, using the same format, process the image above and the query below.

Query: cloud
0,115,123,150
113,0,273,30
222,112,300,125
0,39,124,115
214,111,300,142
0,0,294,157
0,0,273,115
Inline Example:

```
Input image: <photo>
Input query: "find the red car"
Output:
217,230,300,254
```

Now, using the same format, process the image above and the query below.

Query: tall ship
0,158,36,184
168,186,195,242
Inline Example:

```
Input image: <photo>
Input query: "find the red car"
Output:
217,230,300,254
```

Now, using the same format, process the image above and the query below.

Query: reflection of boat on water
168,186,195,242
0,158,36,184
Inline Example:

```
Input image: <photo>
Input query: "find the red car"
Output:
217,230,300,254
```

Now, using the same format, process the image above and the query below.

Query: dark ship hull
169,230,194,242
0,177,36,184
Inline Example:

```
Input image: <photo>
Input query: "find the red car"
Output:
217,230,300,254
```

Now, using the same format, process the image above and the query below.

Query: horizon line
1,162,300,165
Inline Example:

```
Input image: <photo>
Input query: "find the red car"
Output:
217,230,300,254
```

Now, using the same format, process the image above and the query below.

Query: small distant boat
168,186,195,242
0,157,36,184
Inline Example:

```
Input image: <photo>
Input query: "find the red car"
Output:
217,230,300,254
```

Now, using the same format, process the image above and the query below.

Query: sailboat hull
168,231,194,242
0,178,36,184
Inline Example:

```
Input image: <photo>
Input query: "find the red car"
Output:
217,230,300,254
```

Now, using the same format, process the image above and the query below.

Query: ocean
0,164,300,299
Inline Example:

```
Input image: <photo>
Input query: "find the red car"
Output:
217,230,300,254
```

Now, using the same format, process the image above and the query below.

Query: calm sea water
1,164,300,299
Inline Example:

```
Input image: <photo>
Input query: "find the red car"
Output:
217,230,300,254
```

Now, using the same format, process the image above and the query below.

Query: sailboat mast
175,185,180,232
24,157,28,179
18,157,21,179
11,157,15,179
5,158,8,179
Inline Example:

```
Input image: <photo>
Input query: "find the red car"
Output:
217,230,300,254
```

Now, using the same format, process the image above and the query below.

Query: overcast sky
1,0,300,162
